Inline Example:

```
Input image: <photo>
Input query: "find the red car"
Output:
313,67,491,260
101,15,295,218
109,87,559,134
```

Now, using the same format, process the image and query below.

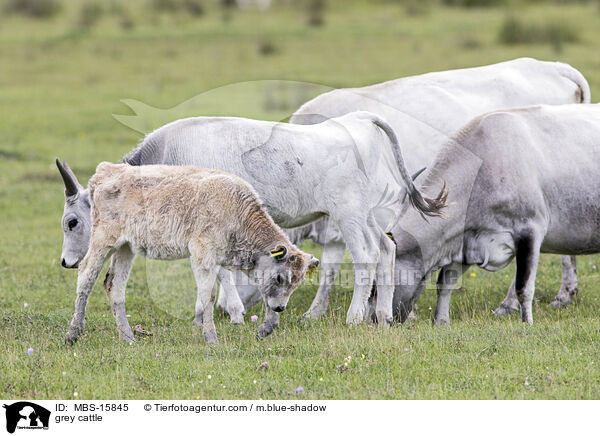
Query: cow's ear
270,246,287,261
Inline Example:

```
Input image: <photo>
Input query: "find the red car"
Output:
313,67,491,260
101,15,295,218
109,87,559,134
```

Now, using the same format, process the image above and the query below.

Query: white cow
58,112,445,328
218,57,591,321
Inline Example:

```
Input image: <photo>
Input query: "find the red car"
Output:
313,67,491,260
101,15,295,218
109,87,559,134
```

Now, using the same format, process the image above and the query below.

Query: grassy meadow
1,0,600,399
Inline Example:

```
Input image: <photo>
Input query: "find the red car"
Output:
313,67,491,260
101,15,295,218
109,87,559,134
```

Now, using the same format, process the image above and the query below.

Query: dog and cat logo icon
2,402,50,433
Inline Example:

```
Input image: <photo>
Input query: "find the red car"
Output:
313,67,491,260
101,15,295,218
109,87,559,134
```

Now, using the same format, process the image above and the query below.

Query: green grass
1,0,600,399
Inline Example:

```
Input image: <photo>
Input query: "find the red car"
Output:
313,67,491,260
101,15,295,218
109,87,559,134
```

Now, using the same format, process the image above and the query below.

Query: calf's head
252,245,319,312
56,159,92,268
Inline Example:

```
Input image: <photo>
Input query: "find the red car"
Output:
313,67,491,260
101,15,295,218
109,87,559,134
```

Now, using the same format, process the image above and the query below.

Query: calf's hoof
65,325,84,345
228,311,245,326
65,332,79,345
120,333,136,344
257,323,275,340
192,314,203,327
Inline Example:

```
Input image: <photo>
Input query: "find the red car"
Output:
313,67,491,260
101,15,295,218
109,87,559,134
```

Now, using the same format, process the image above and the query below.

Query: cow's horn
56,158,80,197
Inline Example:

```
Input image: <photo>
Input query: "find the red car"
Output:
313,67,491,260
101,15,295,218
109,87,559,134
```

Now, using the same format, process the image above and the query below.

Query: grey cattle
64,163,318,344
221,57,588,320
57,112,445,328
389,104,600,324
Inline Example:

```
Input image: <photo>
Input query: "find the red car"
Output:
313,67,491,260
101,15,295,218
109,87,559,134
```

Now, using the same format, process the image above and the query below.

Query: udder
464,232,515,272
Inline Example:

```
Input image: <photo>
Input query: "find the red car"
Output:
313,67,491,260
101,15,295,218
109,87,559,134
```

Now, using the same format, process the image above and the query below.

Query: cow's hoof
433,317,450,326
192,315,203,326
492,303,519,316
302,310,323,321
376,313,393,327
406,310,418,322
346,309,366,326
550,289,577,308
203,331,218,344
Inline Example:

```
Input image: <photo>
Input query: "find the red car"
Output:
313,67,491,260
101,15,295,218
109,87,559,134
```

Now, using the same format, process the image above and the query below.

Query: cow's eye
68,218,78,230
275,273,285,286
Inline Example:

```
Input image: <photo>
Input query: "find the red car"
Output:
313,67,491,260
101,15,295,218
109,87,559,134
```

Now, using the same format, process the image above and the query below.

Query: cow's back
455,105,600,254
291,58,590,169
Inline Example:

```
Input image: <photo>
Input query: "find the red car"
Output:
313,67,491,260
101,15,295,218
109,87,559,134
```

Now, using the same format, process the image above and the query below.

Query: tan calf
65,163,318,344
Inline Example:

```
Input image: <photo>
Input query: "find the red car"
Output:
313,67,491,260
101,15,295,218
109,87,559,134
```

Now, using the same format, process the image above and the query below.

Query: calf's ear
270,246,287,261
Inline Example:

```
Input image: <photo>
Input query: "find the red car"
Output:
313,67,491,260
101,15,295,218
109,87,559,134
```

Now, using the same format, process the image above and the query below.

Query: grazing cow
64,162,319,344
389,104,600,325
259,57,589,320
58,111,445,328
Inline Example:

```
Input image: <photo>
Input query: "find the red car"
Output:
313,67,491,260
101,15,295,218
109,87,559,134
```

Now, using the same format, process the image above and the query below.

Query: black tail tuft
407,181,448,220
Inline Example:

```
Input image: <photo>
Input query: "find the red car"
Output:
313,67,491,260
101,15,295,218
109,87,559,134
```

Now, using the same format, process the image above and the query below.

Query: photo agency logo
107,80,480,321
2,402,50,434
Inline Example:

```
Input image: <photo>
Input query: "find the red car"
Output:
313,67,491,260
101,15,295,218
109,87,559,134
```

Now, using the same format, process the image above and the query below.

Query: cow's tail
371,116,448,218
555,62,591,104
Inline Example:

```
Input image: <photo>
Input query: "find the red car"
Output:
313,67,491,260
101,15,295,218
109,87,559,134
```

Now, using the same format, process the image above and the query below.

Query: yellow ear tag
270,249,285,257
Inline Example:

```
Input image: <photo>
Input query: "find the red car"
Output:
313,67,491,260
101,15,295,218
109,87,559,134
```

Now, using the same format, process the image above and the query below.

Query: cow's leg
190,258,219,344
303,240,346,320
434,263,467,325
514,233,542,324
551,255,578,308
374,232,396,327
337,215,384,326
213,268,245,325
492,278,520,316
66,241,112,344
103,245,136,343
257,304,280,339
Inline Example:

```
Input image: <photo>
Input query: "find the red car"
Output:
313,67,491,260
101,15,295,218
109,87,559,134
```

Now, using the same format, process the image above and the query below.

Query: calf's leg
103,245,136,343
213,268,245,325
257,305,280,339
551,255,578,308
66,242,112,344
303,240,346,320
190,259,219,344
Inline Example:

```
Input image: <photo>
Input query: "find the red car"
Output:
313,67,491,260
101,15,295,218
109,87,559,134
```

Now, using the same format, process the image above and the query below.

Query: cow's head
390,228,427,322
56,159,92,269
252,244,319,312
